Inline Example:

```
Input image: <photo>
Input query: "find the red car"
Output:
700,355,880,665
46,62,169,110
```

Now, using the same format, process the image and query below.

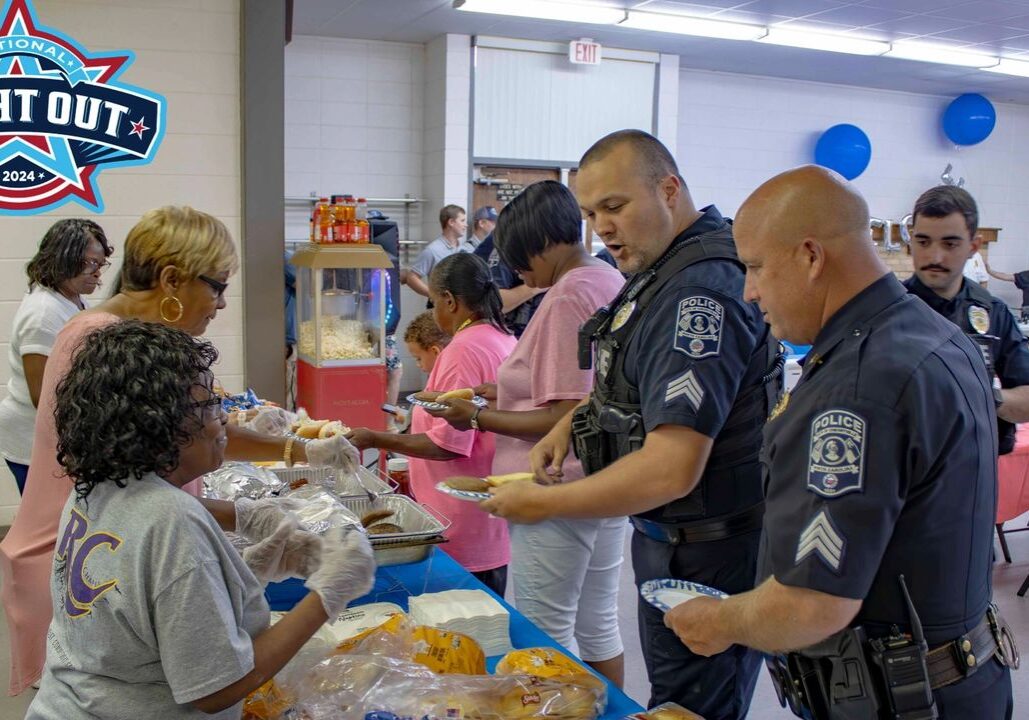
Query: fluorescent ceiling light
759,27,888,56
620,11,765,41
984,58,1029,77
887,42,998,68
453,0,625,25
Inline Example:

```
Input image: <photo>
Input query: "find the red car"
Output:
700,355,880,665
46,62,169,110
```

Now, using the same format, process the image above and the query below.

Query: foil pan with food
283,485,364,535
202,462,286,501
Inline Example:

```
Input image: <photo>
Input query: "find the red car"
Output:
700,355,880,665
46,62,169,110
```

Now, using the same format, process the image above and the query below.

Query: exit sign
569,38,601,65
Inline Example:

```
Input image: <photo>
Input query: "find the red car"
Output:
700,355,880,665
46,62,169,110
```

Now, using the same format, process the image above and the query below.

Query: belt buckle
987,604,1020,670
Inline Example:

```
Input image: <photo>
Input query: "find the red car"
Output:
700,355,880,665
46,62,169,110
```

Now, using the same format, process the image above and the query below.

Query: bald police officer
665,166,1015,719
483,130,780,719
903,185,1029,457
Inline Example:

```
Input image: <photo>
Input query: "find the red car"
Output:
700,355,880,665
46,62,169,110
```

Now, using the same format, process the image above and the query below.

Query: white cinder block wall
0,0,243,520
676,68,1029,309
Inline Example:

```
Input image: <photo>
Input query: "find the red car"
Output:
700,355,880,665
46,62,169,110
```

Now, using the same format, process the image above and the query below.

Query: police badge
807,409,865,498
610,301,636,332
968,305,990,335
674,296,723,359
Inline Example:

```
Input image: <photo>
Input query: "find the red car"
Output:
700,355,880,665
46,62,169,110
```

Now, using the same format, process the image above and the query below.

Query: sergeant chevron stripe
666,369,704,411
795,508,845,572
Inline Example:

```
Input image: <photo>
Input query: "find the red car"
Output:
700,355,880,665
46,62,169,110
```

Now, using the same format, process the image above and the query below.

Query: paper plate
640,578,729,612
407,393,488,412
435,481,490,502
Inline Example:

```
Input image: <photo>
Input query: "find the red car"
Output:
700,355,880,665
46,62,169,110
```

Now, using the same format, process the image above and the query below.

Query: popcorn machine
290,243,393,431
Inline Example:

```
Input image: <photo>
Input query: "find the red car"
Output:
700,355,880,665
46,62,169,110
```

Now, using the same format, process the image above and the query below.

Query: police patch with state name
807,409,865,498
674,296,723,359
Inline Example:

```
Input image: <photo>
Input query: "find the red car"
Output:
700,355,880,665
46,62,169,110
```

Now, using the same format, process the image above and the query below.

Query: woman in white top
0,219,112,493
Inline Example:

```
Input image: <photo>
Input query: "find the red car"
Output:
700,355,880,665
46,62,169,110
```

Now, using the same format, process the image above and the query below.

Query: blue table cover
267,547,644,719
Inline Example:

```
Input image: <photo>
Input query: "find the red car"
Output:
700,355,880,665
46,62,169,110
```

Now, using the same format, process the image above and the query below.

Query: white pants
509,516,626,662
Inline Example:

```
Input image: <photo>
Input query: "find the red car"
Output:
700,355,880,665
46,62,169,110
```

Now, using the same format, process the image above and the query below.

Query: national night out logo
0,0,165,214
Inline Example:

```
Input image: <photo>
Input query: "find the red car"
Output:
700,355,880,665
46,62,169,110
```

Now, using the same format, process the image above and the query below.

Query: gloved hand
242,517,323,584
304,526,376,620
305,433,360,474
235,496,307,543
244,406,296,436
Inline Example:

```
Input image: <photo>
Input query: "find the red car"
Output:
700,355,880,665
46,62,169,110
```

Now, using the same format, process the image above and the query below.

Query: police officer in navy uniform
903,185,1029,455
483,130,780,719
666,166,1016,719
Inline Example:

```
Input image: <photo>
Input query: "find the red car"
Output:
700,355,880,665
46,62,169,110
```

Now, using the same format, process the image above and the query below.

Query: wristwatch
470,407,483,431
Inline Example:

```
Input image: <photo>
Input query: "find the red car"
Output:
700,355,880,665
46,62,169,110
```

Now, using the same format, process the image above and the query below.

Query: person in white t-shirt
963,249,989,287
0,220,112,494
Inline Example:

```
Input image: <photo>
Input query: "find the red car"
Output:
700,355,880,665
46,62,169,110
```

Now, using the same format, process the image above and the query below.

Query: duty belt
926,604,1019,689
630,502,765,545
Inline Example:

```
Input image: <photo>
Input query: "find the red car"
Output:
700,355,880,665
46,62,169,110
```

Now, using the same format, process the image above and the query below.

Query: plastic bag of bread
334,613,487,674
292,653,605,720
496,647,605,691
242,678,293,720
623,702,705,719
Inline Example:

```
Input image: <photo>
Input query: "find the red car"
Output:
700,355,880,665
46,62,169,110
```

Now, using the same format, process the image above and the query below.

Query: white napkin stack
408,589,511,656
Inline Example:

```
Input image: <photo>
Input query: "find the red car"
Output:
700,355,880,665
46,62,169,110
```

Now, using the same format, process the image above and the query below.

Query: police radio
867,575,938,720
578,306,611,370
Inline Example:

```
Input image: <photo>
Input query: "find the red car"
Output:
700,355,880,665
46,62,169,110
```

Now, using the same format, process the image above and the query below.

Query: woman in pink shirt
347,253,516,595
427,181,627,685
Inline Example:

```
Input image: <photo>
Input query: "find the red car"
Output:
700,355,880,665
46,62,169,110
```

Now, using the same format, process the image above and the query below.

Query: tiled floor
1,520,1027,718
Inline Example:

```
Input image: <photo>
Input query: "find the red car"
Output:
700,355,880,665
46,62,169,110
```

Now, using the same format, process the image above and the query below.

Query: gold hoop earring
159,295,184,324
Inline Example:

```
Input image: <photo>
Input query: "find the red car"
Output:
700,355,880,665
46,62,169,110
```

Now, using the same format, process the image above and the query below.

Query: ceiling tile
929,24,1029,44
866,15,966,37
800,5,910,28
927,1,1029,23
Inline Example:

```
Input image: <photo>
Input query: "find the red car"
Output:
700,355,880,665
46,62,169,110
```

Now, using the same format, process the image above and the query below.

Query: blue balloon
814,124,871,180
943,93,995,146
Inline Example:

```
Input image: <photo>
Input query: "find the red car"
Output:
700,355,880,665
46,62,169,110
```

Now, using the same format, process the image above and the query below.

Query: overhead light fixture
452,0,625,25
886,42,999,68
985,58,1029,77
759,27,888,56
620,11,765,41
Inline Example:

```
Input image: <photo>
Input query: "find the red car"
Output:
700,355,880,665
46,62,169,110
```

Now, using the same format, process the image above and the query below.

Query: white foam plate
640,578,729,612
435,481,490,502
407,393,488,412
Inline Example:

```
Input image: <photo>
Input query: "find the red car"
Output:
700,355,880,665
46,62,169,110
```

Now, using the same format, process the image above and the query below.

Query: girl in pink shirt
426,181,627,685
347,253,515,594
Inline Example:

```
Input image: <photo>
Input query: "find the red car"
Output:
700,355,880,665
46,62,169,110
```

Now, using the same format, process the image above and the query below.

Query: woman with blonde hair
1,206,360,696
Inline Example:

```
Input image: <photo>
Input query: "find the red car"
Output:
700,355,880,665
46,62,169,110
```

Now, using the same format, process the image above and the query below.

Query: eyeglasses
190,395,224,420
81,259,111,275
198,274,228,298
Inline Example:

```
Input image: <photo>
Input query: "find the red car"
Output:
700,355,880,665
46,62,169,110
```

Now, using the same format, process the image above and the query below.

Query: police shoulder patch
807,409,865,499
674,296,723,359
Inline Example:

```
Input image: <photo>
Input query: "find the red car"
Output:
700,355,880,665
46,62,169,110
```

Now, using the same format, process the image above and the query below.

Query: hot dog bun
486,472,535,487
296,420,328,439
437,387,474,402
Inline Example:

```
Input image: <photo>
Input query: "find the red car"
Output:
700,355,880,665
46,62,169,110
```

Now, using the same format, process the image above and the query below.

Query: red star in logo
129,118,149,140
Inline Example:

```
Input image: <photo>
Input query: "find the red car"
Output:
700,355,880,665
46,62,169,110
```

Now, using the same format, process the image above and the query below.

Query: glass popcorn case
289,244,394,430
290,244,392,367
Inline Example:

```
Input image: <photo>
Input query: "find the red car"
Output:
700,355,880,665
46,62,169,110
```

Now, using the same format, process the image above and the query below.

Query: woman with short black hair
27,321,373,720
347,253,516,595
0,219,112,494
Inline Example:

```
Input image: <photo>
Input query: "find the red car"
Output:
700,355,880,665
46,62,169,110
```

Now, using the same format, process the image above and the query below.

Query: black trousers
472,565,508,598
632,528,762,720
933,656,1012,719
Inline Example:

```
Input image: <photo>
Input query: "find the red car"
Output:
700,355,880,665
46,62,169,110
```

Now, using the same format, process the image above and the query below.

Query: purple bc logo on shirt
55,507,122,618
807,409,865,499
0,0,165,214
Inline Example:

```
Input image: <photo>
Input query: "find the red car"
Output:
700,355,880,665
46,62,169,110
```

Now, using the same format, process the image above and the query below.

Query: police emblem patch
807,409,865,498
674,296,723,359
610,301,636,332
968,305,990,335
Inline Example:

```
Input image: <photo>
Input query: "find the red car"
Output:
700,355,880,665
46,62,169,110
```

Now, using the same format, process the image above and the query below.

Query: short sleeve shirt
621,207,767,438
26,474,269,720
758,275,997,644
410,236,468,279
408,324,517,572
0,287,81,463
1013,271,1029,308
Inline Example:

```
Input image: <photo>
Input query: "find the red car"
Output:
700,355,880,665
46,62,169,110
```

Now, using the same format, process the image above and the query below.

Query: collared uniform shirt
758,275,997,645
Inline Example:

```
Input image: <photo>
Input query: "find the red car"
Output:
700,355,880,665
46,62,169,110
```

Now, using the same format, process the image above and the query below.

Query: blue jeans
5,459,28,495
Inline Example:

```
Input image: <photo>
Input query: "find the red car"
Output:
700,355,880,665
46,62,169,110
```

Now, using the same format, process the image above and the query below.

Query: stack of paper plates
408,589,511,656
